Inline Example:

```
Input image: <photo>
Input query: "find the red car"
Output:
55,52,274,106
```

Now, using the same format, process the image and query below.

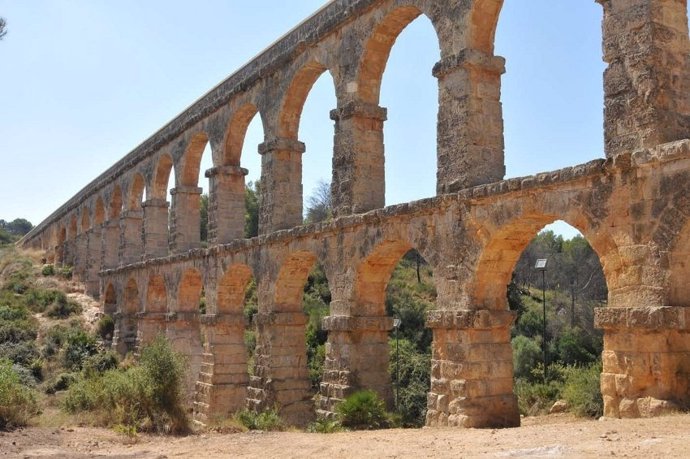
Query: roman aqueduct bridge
20,0,690,427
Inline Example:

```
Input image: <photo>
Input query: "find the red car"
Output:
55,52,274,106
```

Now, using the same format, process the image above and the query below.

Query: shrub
45,372,79,394
0,341,40,367
336,390,389,430
389,338,430,427
307,418,344,433
234,408,285,431
57,266,73,280
0,359,40,429
62,335,189,434
82,351,119,376
45,296,81,319
96,315,115,341
512,335,543,381
0,319,37,344
63,330,98,371
562,362,603,418
41,265,55,276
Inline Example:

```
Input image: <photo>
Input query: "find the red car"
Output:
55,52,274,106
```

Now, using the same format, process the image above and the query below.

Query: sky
0,1,625,240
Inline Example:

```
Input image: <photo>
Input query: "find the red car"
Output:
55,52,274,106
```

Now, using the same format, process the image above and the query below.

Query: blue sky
0,1,618,239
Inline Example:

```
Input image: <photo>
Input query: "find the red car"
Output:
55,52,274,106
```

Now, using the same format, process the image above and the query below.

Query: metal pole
542,269,547,381
395,324,399,410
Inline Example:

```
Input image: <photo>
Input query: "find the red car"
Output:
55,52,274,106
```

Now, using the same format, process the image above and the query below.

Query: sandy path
1,413,688,458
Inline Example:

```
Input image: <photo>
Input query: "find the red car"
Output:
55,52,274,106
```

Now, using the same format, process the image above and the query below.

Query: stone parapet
329,101,388,122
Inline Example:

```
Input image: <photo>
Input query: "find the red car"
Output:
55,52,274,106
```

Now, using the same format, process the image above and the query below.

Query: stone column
85,226,102,297
433,49,506,193
425,309,520,428
317,315,393,417
205,165,248,245
258,138,305,235
330,101,387,217
73,233,89,281
170,186,202,253
166,311,204,402
595,306,690,418
135,312,167,351
142,198,169,259
193,313,249,424
119,210,143,266
247,311,312,425
101,220,120,270
112,311,138,356
598,0,690,157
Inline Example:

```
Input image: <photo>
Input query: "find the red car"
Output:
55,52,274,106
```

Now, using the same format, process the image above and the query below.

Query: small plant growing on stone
336,390,389,430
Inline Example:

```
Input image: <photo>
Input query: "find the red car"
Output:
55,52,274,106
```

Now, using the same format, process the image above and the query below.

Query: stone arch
355,239,415,316
94,197,105,226
127,173,146,211
124,278,141,315
178,268,203,312
69,215,78,239
357,5,441,105
103,282,117,316
179,132,210,187
80,209,90,233
146,274,167,313
223,104,265,167
109,185,123,220
217,264,254,315
469,214,614,311
152,153,174,199
274,251,318,312
467,0,503,54
279,61,334,140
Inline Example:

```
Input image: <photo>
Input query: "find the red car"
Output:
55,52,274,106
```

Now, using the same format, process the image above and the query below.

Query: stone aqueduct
19,0,690,427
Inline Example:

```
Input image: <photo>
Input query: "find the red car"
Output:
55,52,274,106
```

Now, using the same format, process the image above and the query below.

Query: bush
45,372,79,394
389,338,430,427
82,351,119,376
63,330,98,371
307,418,344,433
0,359,40,429
45,296,81,319
512,335,543,381
0,319,37,343
562,362,603,418
96,315,115,341
336,390,389,430
41,265,55,276
0,341,40,367
234,408,285,431
62,335,189,434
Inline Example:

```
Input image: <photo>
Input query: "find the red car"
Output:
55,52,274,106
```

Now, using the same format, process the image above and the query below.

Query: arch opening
354,242,436,425
495,1,605,178
502,221,606,417
282,64,336,224
359,7,440,207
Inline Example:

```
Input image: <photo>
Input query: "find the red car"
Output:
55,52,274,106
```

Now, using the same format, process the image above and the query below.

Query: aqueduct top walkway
20,0,690,427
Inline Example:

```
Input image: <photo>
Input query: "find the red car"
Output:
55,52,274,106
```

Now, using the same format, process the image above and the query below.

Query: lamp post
535,258,548,381
393,317,401,410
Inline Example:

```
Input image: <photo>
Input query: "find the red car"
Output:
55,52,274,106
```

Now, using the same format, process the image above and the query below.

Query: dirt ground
2,413,689,459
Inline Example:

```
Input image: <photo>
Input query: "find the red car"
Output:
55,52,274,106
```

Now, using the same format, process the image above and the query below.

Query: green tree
0,18,7,40
245,181,260,238
200,194,209,242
